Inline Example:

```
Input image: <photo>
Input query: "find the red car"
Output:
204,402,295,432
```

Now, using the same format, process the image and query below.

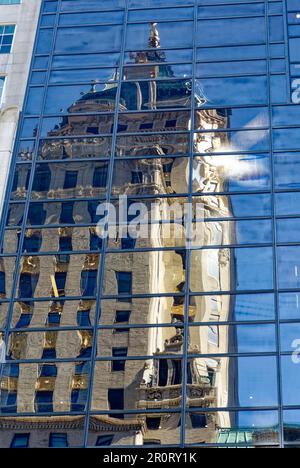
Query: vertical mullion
265,0,284,449
0,0,60,384
180,0,197,449
82,0,129,448
282,0,292,102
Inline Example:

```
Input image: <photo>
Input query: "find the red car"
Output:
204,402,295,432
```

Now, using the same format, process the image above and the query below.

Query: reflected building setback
0,0,295,449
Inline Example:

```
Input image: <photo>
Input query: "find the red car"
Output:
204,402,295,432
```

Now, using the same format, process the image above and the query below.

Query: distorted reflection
10,300,96,329
0,19,277,448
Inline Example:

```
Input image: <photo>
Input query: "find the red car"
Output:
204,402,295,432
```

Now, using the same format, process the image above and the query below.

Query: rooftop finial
149,22,160,49
90,80,99,93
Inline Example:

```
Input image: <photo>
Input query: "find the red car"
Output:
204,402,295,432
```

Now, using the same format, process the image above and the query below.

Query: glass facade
0,0,300,449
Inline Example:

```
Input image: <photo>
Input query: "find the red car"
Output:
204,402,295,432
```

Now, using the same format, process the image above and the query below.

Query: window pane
197,18,265,47
126,22,194,50
278,247,300,289
188,324,276,354
55,26,123,54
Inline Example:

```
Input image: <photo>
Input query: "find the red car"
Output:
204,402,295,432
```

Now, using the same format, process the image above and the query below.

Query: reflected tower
0,21,238,447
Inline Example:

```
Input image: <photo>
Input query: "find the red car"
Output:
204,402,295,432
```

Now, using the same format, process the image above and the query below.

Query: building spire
149,22,160,49
90,80,99,93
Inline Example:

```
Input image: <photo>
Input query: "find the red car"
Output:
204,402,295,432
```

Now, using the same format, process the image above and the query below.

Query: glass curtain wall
0,0,299,449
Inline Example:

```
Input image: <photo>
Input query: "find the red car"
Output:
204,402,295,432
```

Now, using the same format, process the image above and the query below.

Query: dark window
77,310,91,327
54,272,67,296
32,165,51,192
59,236,73,252
114,310,131,332
28,203,46,225
108,388,124,415
40,349,57,378
41,348,57,359
12,173,18,192
116,272,132,301
47,312,61,326
208,369,216,386
60,202,74,224
115,310,131,324
3,363,19,378
23,234,42,253
163,162,173,174
56,254,70,265
81,269,97,297
90,231,102,250
49,433,68,448
111,123,128,133
15,313,32,329
0,390,17,414
71,388,87,412
190,413,207,429
63,171,78,189
96,435,114,447
158,359,168,387
75,360,90,376
166,119,177,128
146,417,161,430
35,391,54,413
87,126,99,135
131,171,143,184
88,201,100,223
172,360,182,385
0,271,5,296
18,273,39,299
10,434,30,449
77,347,92,359
39,363,57,379
112,348,128,372
187,362,193,384
121,237,136,250
140,122,153,130
118,124,128,132
93,166,108,188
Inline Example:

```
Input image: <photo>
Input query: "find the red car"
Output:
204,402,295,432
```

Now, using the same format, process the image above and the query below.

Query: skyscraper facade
0,0,300,449
0,0,41,219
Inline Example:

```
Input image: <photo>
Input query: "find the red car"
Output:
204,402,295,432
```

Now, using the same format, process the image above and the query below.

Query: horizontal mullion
196,57,270,64
197,14,266,21
100,290,276,300
7,189,274,204
16,157,110,165
0,243,275,258
5,290,277,303
5,217,274,232
7,321,299,330
90,405,280,417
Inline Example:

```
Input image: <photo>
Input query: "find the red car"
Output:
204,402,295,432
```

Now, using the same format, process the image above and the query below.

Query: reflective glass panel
185,410,279,447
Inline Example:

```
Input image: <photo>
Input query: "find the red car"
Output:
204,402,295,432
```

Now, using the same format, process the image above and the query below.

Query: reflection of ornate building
1,23,240,448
